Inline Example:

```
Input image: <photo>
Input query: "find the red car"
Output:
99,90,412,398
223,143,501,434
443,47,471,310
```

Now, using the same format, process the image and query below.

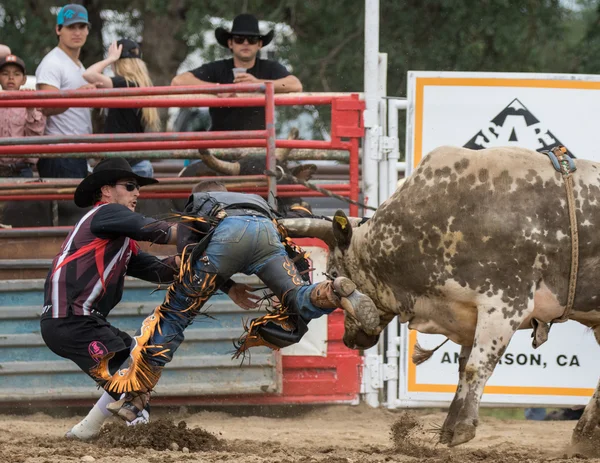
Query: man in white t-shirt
35,4,97,178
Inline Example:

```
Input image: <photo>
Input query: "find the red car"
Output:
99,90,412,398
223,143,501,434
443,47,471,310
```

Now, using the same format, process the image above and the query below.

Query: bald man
0,45,11,59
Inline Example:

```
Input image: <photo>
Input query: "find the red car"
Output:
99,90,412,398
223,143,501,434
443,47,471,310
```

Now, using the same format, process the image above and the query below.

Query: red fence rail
0,84,364,216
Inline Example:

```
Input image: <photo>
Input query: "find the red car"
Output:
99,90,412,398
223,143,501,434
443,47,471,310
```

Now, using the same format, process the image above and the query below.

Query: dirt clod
95,419,223,452
2,406,599,463
390,411,440,459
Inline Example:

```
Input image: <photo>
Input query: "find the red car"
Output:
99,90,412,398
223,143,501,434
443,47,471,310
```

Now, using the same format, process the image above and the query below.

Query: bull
281,145,600,447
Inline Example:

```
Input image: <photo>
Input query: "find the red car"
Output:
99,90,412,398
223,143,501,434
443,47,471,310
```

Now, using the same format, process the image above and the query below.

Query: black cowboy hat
74,157,158,208
215,13,274,48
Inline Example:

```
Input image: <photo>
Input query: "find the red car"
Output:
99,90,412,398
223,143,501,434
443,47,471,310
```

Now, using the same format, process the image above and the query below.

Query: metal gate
0,277,280,403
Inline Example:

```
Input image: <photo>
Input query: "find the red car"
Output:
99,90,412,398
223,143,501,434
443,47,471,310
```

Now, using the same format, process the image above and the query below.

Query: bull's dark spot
465,370,475,382
391,234,404,249
487,308,496,314
525,169,537,182
478,169,489,183
424,167,434,180
435,167,452,178
454,158,470,174
493,170,514,193
502,306,519,319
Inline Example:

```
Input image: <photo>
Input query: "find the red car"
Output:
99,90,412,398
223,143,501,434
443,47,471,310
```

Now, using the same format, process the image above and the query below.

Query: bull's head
280,210,380,349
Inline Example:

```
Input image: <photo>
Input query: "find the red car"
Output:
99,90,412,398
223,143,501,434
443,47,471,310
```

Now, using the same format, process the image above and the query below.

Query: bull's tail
412,338,449,365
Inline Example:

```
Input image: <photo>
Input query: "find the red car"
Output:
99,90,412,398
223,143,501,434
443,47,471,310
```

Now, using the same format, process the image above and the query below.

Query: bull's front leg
572,326,600,446
439,345,472,444
448,293,534,447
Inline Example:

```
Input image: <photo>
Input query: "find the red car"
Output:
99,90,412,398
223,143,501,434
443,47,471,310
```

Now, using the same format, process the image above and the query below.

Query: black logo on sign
463,98,572,155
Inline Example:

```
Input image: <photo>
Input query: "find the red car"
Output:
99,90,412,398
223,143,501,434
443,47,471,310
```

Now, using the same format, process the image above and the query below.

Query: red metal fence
0,85,364,214
0,87,366,406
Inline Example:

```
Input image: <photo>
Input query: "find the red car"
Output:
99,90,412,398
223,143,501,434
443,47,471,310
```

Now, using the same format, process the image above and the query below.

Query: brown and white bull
281,145,600,447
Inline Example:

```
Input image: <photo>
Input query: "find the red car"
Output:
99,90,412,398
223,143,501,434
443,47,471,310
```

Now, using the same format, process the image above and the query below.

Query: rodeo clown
39,157,180,440
95,180,381,423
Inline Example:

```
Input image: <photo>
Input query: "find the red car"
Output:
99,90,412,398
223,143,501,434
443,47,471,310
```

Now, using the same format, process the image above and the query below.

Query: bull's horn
275,127,300,162
199,149,240,175
279,218,334,247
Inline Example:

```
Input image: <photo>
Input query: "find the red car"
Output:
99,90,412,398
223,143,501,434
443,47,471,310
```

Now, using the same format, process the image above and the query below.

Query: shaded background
2,0,600,146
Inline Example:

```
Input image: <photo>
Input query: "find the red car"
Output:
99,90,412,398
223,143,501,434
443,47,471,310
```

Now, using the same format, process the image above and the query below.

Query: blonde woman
83,39,159,177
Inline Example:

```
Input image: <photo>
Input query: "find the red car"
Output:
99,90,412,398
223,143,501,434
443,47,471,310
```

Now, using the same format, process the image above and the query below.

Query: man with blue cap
35,4,97,179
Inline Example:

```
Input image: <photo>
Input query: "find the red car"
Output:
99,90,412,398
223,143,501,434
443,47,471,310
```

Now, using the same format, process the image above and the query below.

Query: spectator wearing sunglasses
171,13,302,131
40,157,179,440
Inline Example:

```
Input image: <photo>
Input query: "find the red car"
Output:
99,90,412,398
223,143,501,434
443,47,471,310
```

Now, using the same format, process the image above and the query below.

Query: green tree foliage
570,1,600,72
3,0,600,96
0,0,57,72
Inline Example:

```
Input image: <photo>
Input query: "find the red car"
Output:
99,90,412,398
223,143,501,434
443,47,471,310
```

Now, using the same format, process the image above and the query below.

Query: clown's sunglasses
232,35,260,45
114,182,140,192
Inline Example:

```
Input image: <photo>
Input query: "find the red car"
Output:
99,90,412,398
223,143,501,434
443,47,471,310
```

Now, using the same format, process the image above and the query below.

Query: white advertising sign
401,71,600,406
399,323,597,407
406,70,600,174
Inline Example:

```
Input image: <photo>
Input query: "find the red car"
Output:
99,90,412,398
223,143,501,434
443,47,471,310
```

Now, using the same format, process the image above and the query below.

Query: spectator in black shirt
83,39,159,176
171,13,302,131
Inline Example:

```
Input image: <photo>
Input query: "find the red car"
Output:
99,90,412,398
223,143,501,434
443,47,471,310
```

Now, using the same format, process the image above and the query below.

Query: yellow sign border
409,76,597,396
413,76,600,169
407,330,594,396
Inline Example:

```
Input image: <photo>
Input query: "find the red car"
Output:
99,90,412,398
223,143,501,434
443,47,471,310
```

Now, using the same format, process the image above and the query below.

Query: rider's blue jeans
143,216,334,367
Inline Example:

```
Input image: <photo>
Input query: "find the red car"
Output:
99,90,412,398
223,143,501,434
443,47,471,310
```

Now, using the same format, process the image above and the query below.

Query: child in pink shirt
0,54,46,177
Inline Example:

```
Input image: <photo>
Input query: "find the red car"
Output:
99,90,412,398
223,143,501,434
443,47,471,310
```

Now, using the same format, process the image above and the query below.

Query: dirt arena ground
0,404,598,463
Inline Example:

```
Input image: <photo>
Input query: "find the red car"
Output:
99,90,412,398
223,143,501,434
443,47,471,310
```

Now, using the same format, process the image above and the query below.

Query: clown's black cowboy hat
74,158,158,208
215,13,274,48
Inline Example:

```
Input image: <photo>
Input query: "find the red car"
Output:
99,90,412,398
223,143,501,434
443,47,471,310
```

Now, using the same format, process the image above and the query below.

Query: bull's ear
332,210,352,250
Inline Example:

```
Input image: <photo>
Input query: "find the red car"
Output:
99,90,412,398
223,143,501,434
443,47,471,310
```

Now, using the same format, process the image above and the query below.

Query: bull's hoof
438,428,453,445
571,428,600,457
449,422,476,447
572,418,599,445
343,331,380,350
